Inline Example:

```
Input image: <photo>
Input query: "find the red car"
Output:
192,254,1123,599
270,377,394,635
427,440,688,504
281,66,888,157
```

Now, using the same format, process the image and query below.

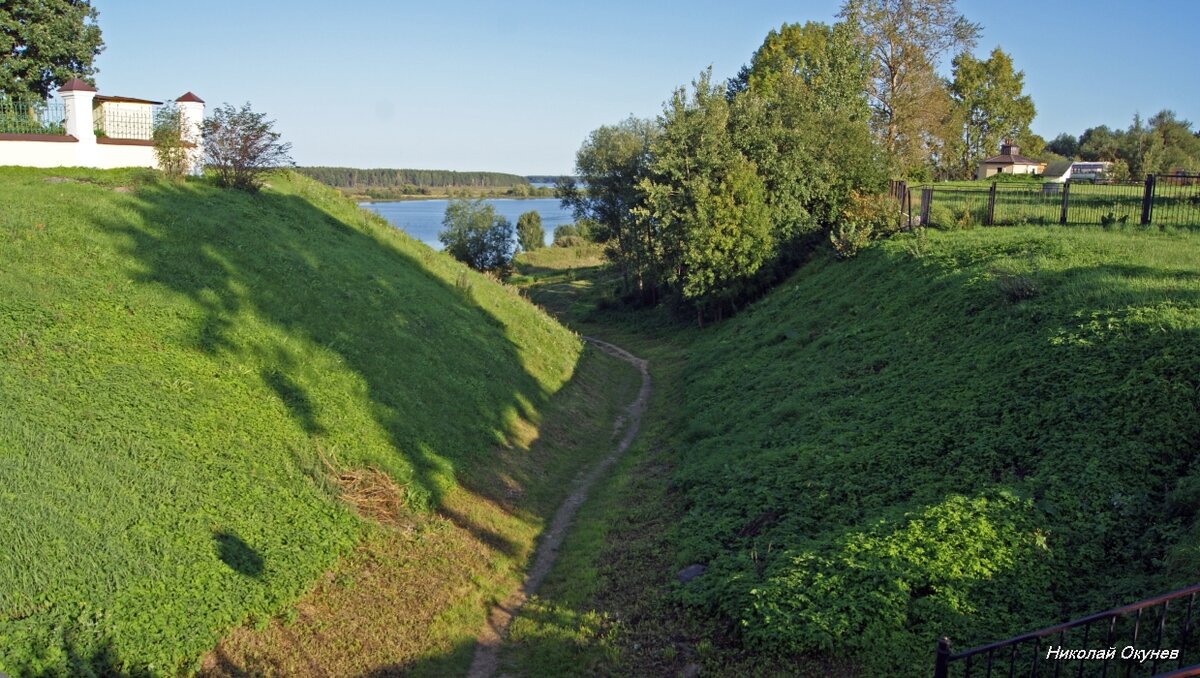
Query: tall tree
946,47,1036,179
638,70,773,321
558,116,659,296
839,0,980,177
0,0,104,99
731,20,882,251
1046,133,1080,158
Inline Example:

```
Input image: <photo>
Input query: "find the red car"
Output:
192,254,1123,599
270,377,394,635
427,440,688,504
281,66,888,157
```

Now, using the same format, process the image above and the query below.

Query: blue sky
90,1,1200,174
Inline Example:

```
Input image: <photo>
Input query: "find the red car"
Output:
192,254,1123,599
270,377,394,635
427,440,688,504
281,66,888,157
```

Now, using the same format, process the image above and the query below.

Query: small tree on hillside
439,199,515,273
516,210,544,251
201,103,293,191
152,105,190,181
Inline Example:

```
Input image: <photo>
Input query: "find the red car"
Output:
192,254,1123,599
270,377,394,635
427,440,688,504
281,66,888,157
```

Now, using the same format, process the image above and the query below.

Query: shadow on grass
214,530,265,578
72,176,583,674
96,177,560,513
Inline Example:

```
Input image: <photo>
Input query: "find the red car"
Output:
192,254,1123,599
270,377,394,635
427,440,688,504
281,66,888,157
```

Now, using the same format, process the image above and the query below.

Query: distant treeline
296,167,531,189
525,175,573,185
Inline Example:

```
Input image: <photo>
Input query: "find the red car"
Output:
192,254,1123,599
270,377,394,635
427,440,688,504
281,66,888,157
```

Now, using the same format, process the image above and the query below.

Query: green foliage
639,70,774,316
516,210,545,252
0,0,104,99
828,221,872,258
439,198,515,273
560,116,660,296
840,0,980,175
946,47,1037,180
151,105,190,181
201,103,293,191
0,168,581,674
731,20,883,251
0,98,65,135
673,226,1200,673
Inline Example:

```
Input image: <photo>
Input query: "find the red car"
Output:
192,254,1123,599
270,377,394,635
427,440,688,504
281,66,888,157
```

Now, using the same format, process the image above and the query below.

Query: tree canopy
946,47,1036,179
516,210,544,252
840,0,980,177
439,199,515,273
0,0,104,100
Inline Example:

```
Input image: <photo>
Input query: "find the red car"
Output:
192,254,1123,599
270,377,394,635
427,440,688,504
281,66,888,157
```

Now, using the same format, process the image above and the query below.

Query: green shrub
829,222,872,259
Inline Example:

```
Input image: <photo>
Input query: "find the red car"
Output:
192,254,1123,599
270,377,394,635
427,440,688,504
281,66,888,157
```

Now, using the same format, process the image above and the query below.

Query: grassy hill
0,168,590,675
504,225,1200,674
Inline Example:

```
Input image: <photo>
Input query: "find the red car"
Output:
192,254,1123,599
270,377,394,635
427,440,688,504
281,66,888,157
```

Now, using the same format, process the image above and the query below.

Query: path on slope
467,337,651,678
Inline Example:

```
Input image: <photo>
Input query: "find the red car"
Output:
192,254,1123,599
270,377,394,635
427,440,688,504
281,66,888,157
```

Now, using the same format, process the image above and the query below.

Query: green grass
0,168,583,675
503,227,1200,675
917,181,1200,228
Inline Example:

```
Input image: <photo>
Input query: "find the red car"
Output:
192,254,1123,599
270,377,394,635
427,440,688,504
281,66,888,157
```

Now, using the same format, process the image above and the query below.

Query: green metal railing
0,98,67,135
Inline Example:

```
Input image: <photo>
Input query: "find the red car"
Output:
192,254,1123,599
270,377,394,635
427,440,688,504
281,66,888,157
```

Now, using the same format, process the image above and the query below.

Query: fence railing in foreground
934,583,1200,678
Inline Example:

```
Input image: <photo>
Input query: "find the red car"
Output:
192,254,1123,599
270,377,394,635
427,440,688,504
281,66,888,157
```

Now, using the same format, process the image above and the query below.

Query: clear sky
89,0,1200,175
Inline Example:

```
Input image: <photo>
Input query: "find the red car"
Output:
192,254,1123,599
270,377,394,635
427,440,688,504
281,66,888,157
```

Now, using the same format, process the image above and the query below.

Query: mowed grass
504,227,1200,675
0,168,583,675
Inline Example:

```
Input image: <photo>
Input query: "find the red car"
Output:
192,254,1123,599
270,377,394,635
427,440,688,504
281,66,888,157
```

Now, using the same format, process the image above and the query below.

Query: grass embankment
504,226,1200,675
0,168,635,675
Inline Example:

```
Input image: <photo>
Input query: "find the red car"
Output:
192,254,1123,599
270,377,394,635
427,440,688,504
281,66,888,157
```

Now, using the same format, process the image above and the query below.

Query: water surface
362,198,573,249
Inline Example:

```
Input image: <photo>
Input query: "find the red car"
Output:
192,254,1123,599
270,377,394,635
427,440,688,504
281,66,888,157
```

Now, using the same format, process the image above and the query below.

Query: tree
439,199,515,273
839,0,980,177
152,105,190,181
946,47,1036,179
201,103,293,191
731,20,882,252
516,210,544,252
639,70,774,322
1046,133,1080,158
559,116,659,296
0,0,104,100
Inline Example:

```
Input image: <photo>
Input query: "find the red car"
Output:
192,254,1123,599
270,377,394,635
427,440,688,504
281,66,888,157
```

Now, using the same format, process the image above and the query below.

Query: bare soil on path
466,337,652,678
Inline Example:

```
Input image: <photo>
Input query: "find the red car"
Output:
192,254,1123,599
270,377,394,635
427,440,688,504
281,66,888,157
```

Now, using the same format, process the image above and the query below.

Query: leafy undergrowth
0,168,584,675
677,227,1200,672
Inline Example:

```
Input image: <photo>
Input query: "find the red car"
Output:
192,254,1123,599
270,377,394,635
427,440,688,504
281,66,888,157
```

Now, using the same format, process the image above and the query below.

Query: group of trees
1046,111,1200,179
296,167,530,190
438,202,545,274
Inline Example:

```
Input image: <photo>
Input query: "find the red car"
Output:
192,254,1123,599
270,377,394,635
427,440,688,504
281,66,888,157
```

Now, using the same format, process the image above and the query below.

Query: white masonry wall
0,85,201,171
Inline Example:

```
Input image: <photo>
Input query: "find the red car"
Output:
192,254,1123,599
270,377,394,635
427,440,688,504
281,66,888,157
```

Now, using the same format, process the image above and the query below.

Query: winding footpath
467,337,651,678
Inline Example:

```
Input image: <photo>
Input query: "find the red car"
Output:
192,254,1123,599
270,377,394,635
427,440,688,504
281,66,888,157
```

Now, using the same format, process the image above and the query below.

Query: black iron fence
897,175,1200,230
933,584,1200,678
0,98,67,135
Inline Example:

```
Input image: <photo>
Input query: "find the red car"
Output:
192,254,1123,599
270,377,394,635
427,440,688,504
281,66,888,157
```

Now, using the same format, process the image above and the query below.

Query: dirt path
466,337,651,678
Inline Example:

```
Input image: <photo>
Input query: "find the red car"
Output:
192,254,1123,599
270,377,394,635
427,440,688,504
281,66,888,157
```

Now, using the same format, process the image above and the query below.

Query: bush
841,191,903,237
439,198,515,273
516,210,545,252
829,222,872,259
201,103,293,191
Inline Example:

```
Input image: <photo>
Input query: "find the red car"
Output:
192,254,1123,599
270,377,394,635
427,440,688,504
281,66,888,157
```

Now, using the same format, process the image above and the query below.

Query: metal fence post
921,188,933,226
1141,174,1156,225
1059,182,1070,225
934,637,951,678
986,182,998,225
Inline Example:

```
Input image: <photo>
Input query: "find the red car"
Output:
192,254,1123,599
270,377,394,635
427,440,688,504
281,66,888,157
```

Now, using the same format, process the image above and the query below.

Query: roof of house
1043,160,1073,178
176,92,204,104
981,151,1041,165
58,78,97,92
94,94,163,105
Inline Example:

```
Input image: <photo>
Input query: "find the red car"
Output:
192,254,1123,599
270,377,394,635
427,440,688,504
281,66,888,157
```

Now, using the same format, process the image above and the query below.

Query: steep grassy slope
0,168,582,675
677,227,1200,671
502,227,1200,676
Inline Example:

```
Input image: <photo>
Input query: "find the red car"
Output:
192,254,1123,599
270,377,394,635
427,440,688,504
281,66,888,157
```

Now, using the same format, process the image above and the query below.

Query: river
361,198,573,249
